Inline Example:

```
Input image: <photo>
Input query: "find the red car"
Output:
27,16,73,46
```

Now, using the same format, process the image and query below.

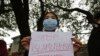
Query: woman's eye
52,16,56,19
52,18,56,19
44,16,49,19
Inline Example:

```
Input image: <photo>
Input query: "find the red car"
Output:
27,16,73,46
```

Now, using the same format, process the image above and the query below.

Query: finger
22,42,29,45
71,38,82,45
23,44,29,50
21,37,30,42
74,44,81,48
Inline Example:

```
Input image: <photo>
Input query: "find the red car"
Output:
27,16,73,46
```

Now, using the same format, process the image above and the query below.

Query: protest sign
29,32,74,56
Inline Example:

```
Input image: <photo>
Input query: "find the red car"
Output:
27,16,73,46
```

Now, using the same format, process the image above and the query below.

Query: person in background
0,40,8,56
21,12,82,56
69,8,100,56
87,11,100,56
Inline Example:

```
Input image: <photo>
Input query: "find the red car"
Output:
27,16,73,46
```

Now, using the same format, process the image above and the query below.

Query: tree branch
48,3,96,24
39,0,45,17
23,0,29,19
10,0,31,38
46,3,75,12
37,0,45,31
76,33,90,34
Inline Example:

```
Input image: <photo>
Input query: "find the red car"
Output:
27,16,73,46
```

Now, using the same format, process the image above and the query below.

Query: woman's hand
71,38,82,54
21,36,82,54
21,36,31,50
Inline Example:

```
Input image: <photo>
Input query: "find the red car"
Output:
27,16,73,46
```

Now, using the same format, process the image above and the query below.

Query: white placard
29,32,74,56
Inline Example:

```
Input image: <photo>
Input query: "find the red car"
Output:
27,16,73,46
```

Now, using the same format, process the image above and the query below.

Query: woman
21,12,82,56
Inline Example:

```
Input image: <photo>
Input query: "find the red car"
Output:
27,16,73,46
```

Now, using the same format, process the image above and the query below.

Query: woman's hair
44,12,58,19
43,12,59,27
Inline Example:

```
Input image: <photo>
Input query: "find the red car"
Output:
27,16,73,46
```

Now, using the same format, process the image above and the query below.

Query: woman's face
43,13,58,31
44,13,57,19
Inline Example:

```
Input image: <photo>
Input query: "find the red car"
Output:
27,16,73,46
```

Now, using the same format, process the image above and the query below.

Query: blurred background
0,0,100,56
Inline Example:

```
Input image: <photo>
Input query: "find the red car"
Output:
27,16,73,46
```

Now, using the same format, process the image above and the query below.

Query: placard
29,32,74,56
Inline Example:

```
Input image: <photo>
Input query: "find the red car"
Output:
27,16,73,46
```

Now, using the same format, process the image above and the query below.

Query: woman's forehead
45,13,55,17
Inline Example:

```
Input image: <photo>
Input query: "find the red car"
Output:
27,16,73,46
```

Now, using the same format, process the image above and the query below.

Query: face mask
43,18,58,31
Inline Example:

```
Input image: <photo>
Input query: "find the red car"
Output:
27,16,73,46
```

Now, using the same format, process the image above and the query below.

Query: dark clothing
0,40,8,56
73,9,100,56
87,24,100,56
